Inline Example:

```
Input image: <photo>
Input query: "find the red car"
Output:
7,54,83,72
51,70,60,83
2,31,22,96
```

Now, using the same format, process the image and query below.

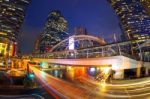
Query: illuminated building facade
0,0,31,57
39,11,68,53
108,0,150,41
141,0,150,15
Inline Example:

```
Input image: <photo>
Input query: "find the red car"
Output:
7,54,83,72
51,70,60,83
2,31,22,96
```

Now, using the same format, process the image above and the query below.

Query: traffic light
28,73,35,79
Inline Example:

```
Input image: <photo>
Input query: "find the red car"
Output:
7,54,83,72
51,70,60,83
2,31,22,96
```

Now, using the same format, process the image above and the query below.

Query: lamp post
114,34,121,55
136,42,142,61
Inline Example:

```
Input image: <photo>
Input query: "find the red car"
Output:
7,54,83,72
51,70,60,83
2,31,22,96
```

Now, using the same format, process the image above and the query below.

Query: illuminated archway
50,35,106,52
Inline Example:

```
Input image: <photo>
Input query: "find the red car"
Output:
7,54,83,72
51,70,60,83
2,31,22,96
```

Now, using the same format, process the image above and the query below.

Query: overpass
21,36,150,98
32,55,144,79
24,36,150,79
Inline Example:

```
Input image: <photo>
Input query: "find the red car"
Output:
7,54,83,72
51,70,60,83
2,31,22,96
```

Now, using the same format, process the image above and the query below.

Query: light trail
106,78,150,88
30,65,150,99
99,91,150,98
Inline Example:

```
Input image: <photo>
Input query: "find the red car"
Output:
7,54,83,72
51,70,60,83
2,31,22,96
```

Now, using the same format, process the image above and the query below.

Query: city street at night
29,65,150,99
0,0,150,99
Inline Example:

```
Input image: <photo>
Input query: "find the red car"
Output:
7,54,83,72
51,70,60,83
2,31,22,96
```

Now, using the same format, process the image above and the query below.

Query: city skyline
20,0,122,53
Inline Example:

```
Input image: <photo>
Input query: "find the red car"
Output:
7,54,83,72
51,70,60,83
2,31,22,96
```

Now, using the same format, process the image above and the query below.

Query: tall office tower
108,0,150,41
74,27,88,35
0,0,31,57
141,0,150,15
39,11,68,53
33,34,42,54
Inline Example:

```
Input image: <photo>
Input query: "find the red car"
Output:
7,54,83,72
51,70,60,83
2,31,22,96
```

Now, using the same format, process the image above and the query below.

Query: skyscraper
33,34,42,54
0,0,31,57
74,27,87,35
108,0,150,41
141,0,150,15
39,11,68,53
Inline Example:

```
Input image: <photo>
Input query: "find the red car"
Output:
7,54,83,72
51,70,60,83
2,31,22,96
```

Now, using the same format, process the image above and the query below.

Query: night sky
20,0,122,53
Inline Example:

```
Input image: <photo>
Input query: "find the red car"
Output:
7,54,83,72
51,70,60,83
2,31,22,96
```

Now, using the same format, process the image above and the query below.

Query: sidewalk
110,76,150,84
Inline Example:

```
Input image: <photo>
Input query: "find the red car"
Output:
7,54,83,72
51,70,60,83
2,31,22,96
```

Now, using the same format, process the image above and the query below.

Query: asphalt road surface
30,66,150,99
0,95,44,99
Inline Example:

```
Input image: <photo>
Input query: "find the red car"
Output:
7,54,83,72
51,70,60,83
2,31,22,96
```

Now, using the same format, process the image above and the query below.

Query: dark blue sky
20,0,121,53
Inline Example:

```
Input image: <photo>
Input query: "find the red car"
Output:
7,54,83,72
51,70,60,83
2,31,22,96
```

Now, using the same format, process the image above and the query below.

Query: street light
113,34,121,55
136,42,142,61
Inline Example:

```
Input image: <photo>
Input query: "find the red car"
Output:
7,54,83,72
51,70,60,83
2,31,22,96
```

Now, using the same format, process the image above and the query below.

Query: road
73,77,150,99
30,66,150,99
0,95,44,99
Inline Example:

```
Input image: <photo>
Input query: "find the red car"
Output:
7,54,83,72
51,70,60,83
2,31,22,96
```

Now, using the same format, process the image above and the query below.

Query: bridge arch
50,35,106,52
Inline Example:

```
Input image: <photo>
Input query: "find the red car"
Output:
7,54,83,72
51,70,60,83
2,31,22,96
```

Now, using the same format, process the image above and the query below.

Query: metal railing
25,39,150,62
32,44,137,60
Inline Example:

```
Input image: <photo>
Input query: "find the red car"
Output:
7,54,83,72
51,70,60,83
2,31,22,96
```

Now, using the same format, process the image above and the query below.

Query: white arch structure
50,35,106,52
